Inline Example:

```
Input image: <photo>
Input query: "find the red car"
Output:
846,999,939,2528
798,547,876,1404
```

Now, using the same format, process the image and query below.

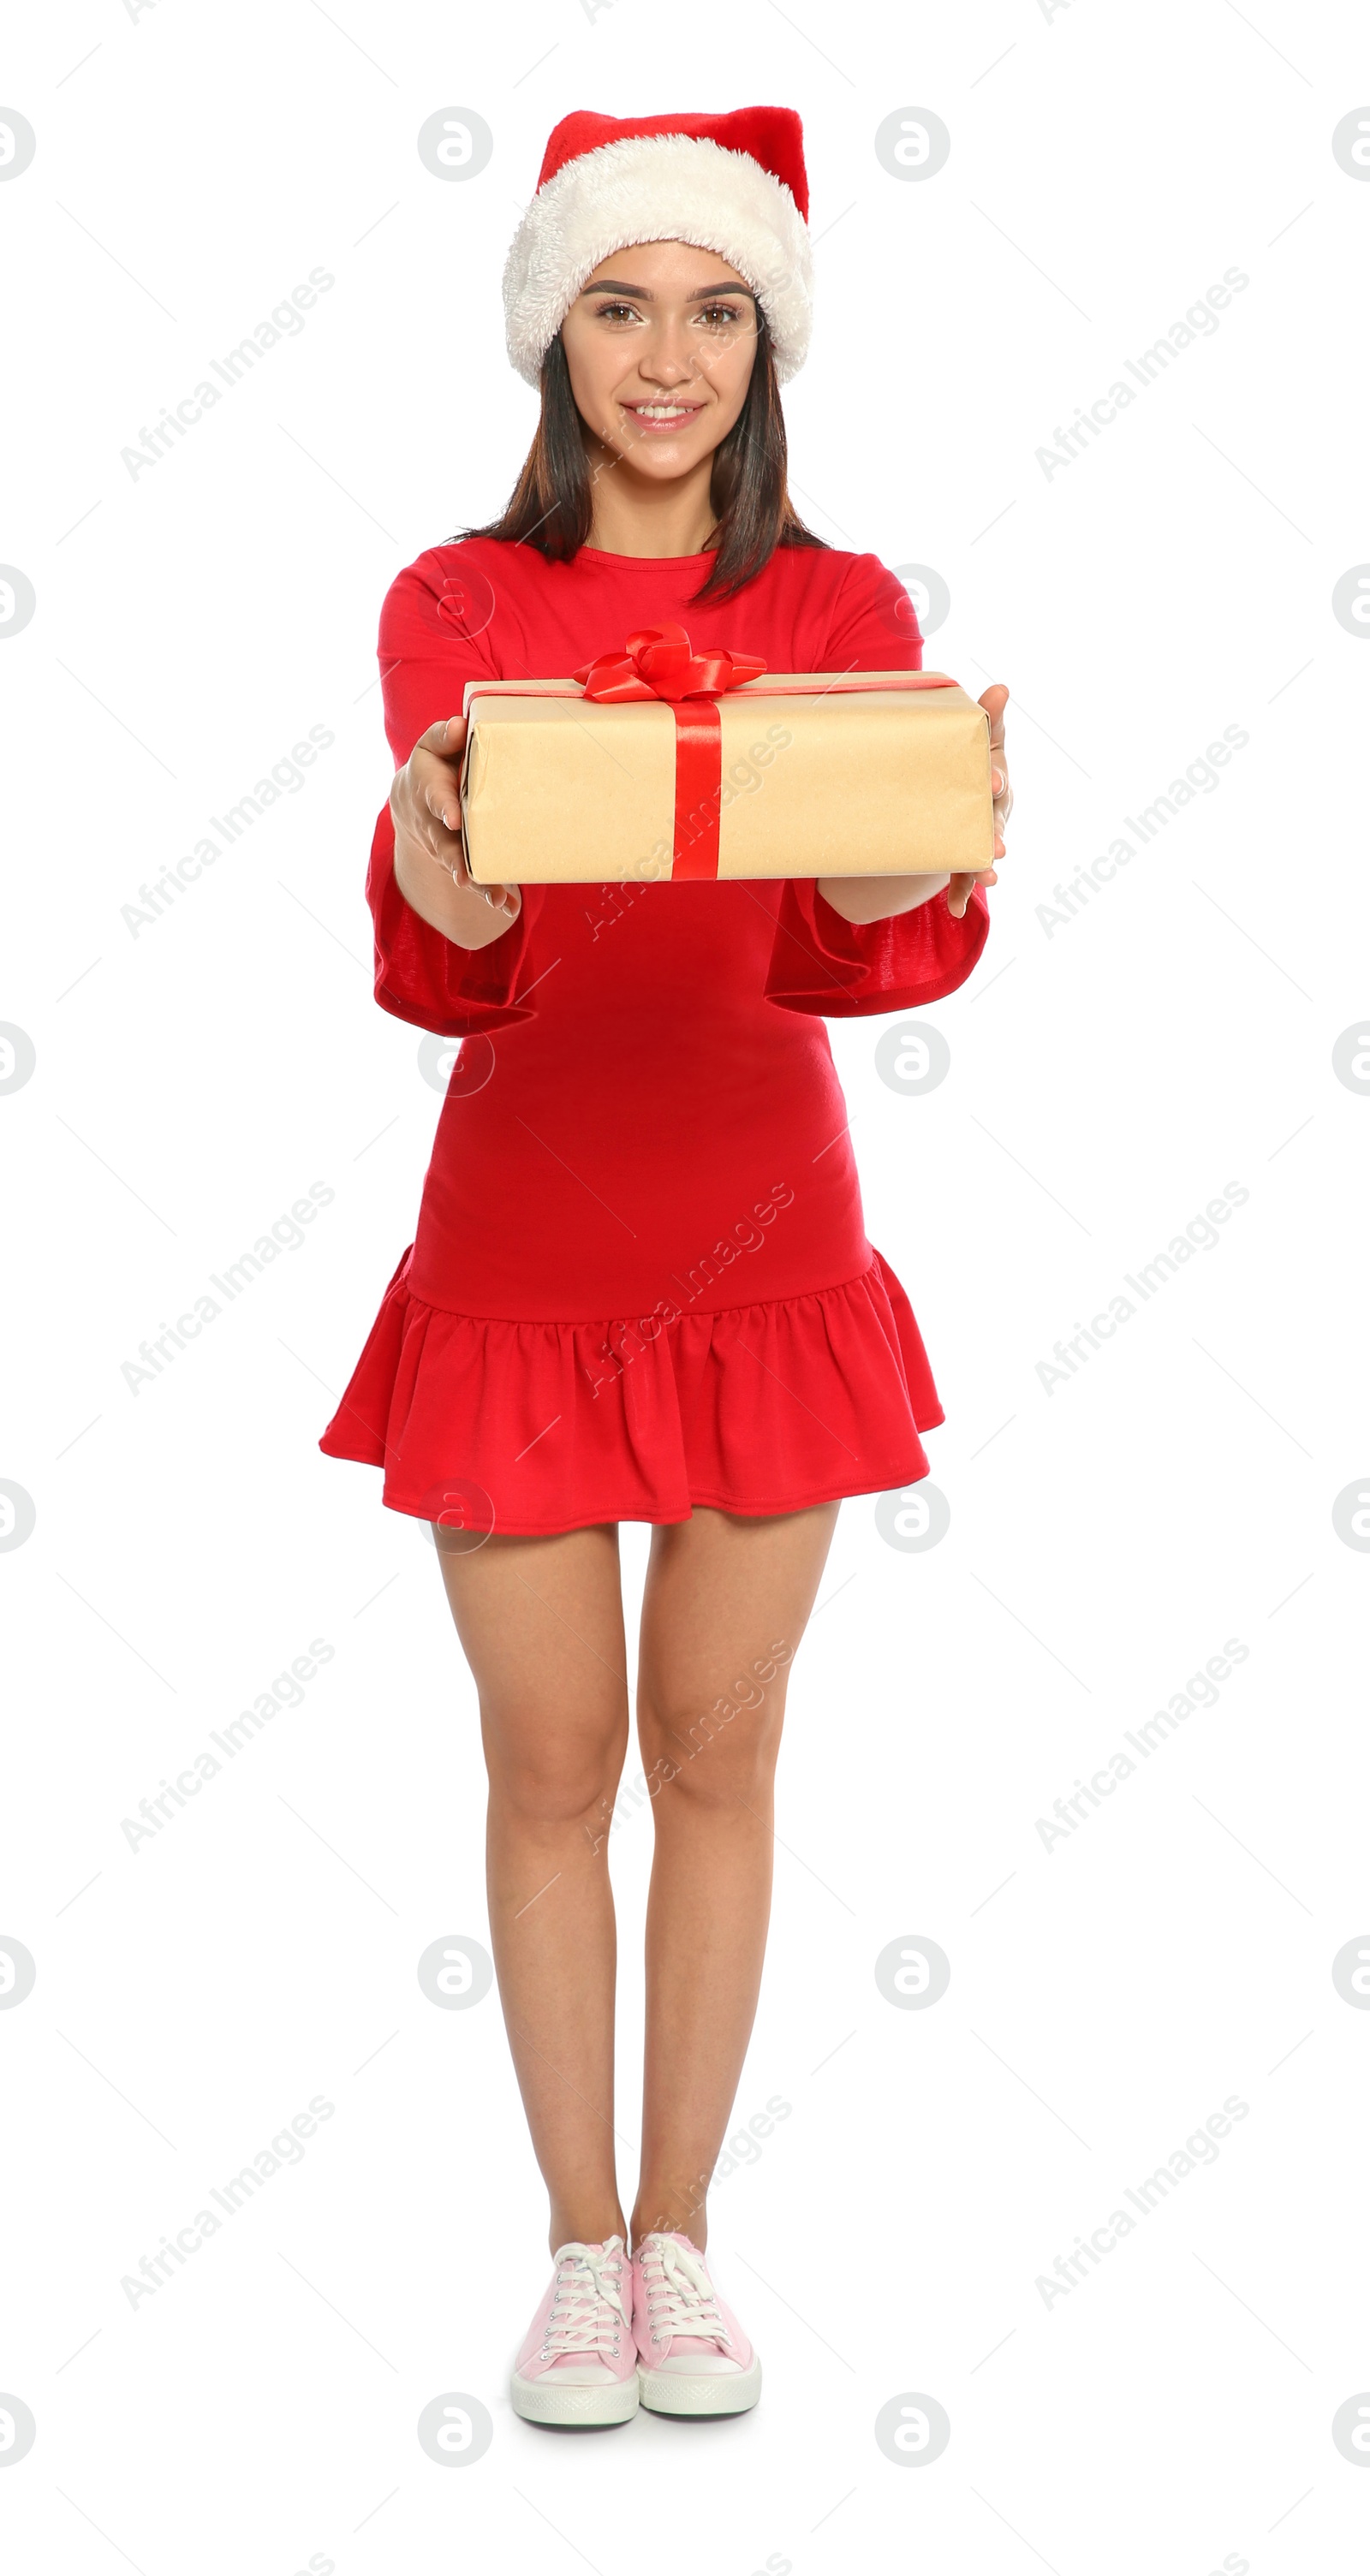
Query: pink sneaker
510,2234,638,2426
632,2231,762,2416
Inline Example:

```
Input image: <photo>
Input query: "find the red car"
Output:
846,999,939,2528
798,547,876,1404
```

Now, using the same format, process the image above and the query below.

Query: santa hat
503,107,813,388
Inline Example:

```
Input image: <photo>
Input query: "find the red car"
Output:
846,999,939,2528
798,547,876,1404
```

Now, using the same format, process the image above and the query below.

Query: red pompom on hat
503,106,813,388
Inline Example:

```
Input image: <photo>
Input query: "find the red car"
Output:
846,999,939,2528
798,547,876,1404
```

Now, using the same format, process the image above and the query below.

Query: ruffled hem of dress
319,1246,944,1534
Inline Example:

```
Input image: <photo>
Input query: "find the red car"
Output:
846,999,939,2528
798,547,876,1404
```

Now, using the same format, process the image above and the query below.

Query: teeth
633,405,693,419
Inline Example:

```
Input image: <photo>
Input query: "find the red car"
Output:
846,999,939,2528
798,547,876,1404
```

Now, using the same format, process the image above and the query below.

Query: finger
419,714,468,759
452,835,518,914
414,744,465,830
950,865,998,913
474,875,521,918
977,682,1009,745
422,776,464,835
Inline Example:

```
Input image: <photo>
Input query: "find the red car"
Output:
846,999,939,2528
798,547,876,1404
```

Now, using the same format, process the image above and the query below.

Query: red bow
574,622,766,704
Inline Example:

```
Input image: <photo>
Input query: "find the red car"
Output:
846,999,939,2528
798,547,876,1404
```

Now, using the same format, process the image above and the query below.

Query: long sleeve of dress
764,551,991,1018
366,550,543,1038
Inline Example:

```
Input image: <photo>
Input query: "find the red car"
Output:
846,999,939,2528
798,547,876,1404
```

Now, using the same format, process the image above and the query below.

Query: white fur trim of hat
502,132,814,388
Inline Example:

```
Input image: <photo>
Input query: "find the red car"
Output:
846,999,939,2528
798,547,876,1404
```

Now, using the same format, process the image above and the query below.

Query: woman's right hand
390,715,522,937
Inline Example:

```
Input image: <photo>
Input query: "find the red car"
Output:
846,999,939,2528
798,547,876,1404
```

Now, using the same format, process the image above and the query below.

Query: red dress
319,536,990,1535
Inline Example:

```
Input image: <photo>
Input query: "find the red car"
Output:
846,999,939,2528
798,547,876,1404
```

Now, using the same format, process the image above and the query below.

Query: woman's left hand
946,683,1011,919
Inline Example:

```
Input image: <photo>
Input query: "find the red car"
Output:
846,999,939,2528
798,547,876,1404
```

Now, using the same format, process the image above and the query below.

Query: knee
638,1687,783,1812
483,1702,627,1829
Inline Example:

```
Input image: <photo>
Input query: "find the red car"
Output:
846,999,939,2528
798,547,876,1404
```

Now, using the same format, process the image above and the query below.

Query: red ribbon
574,622,767,705
572,623,766,882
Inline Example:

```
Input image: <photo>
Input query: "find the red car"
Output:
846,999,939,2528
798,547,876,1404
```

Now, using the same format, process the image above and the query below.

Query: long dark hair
457,307,828,603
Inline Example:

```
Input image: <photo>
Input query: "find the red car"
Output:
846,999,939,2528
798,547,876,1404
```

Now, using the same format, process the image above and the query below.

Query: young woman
320,106,1010,2427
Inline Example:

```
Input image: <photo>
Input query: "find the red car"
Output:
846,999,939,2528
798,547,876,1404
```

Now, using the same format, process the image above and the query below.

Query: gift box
458,624,993,885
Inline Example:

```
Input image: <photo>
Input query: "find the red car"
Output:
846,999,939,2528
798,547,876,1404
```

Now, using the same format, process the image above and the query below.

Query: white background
3,3,1368,2569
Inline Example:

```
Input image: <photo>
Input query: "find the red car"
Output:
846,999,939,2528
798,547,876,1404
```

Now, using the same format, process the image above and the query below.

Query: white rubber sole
637,2354,762,2417
510,2367,640,2427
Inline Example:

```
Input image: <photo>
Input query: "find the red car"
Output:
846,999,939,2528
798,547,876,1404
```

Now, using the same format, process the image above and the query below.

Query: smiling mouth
622,402,703,424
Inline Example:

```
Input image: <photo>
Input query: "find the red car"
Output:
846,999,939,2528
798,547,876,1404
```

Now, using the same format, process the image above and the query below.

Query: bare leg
629,1501,840,2250
434,1520,629,2256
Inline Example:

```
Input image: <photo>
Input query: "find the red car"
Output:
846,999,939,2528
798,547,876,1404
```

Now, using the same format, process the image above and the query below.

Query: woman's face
559,238,759,483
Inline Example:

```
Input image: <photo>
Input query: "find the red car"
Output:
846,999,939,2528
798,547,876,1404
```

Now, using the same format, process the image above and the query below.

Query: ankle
548,2209,628,2258
629,2192,708,2254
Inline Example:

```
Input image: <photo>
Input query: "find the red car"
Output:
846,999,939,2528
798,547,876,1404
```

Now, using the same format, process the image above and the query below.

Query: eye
593,300,640,324
698,303,744,328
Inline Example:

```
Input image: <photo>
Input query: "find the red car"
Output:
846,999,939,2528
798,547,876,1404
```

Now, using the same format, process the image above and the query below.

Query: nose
635,317,699,389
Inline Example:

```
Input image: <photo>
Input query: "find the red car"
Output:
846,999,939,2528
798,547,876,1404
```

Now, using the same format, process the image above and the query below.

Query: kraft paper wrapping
457,672,993,883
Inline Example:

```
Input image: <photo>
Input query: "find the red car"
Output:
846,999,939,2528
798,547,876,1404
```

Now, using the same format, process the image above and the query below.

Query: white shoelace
543,2238,629,2356
638,2234,729,2347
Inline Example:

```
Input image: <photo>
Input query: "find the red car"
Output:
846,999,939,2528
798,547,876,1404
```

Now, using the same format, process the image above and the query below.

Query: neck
581,437,718,558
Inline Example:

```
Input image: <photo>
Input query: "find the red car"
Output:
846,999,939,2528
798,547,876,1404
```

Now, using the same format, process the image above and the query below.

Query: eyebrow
581,278,757,302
